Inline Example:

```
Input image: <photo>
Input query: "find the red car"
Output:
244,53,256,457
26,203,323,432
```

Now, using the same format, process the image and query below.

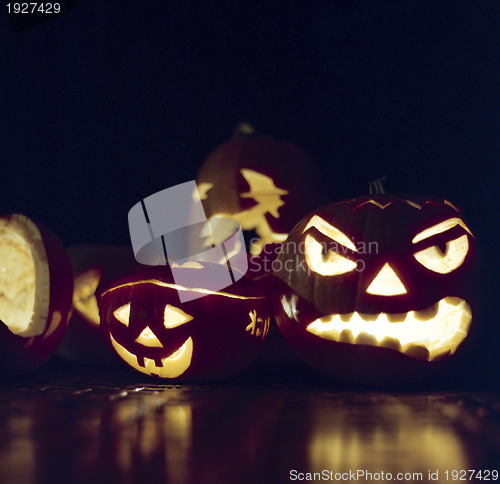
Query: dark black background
2,1,499,384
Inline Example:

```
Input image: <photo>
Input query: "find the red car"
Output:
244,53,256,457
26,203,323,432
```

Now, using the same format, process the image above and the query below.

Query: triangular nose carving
366,263,407,296
135,326,164,347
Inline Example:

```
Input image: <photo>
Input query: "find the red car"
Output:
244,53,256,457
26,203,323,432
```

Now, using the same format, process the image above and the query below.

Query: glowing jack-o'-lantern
0,214,73,374
272,194,479,384
57,245,143,364
99,262,270,381
196,123,327,261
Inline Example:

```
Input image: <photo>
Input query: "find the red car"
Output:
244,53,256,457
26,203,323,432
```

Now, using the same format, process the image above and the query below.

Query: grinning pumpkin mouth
109,335,193,378
305,297,471,361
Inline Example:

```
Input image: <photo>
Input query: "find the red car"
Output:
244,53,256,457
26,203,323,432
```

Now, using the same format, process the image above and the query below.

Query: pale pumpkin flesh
0,216,50,337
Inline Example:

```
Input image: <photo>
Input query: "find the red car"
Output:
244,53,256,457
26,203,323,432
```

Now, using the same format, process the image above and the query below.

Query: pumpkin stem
233,122,256,138
369,176,386,195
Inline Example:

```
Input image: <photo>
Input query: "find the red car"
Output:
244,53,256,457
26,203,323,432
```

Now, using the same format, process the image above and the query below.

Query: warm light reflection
305,297,471,361
1,413,35,483
109,399,140,474
162,404,193,483
308,397,470,477
109,389,192,482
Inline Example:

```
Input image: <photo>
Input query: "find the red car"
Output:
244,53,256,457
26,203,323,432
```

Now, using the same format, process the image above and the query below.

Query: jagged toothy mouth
110,335,193,378
305,297,471,361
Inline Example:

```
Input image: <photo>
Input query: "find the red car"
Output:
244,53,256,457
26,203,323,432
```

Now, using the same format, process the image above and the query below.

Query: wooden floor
0,359,499,484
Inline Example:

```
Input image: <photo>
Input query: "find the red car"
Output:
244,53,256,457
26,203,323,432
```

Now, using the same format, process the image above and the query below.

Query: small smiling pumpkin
272,192,480,385
99,262,270,381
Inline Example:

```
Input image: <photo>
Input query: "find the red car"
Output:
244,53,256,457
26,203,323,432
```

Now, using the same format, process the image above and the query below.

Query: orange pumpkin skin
0,214,73,374
99,263,270,381
271,195,481,386
58,245,143,365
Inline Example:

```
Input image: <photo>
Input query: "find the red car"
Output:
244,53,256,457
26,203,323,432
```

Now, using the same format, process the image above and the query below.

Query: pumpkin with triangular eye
271,194,480,385
99,262,270,381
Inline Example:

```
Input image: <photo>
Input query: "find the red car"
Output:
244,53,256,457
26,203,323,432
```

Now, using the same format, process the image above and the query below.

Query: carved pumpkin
196,123,327,261
0,214,73,374
195,122,327,370
272,194,479,385
58,245,142,364
99,262,270,381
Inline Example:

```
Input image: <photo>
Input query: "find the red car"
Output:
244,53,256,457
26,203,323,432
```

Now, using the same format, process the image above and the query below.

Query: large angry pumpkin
0,214,73,374
272,194,479,385
99,262,270,381
196,123,327,261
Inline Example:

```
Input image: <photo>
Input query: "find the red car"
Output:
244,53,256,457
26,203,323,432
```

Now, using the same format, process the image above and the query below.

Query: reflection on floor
0,362,499,484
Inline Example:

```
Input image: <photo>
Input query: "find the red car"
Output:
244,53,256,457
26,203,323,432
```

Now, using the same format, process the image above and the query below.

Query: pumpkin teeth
386,312,408,323
359,313,379,322
339,329,354,343
432,348,451,361
414,301,439,321
379,336,402,352
446,296,463,306
305,297,472,361
404,343,430,360
137,355,147,368
339,312,354,323
355,332,378,346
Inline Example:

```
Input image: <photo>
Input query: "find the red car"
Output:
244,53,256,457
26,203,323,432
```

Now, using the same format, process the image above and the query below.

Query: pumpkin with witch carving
99,262,270,381
196,123,328,261
271,184,481,385
194,123,329,370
